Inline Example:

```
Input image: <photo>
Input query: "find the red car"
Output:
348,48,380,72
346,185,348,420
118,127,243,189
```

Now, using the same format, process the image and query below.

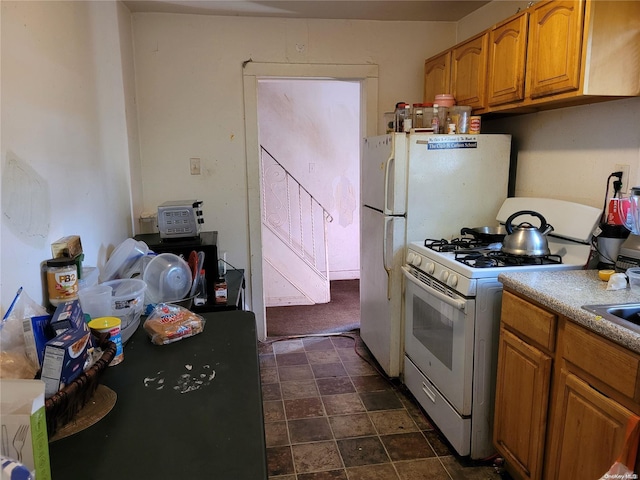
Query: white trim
242,63,378,341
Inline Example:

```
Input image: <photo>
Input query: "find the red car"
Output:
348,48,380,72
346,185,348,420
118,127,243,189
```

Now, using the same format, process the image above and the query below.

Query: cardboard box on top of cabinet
51,235,83,259
0,379,52,479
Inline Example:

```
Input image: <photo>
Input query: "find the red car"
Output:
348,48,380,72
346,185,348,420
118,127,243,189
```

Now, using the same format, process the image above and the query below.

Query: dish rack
44,333,116,437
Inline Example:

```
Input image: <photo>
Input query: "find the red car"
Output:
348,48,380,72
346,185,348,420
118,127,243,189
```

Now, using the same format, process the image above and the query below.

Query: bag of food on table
143,304,205,346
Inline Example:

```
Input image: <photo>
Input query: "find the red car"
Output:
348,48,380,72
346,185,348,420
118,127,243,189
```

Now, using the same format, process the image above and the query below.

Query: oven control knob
413,256,422,267
448,274,458,288
440,271,449,282
426,262,435,274
406,252,415,264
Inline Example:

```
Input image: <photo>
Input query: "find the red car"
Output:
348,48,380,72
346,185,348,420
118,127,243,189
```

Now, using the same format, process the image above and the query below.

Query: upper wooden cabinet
423,52,451,105
526,0,585,99
425,0,640,115
451,33,489,111
487,11,529,107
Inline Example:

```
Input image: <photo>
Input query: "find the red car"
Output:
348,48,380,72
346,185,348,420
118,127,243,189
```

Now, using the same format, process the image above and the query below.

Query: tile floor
258,331,507,480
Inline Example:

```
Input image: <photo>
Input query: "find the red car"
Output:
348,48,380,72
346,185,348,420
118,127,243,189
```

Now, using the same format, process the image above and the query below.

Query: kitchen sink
582,303,640,333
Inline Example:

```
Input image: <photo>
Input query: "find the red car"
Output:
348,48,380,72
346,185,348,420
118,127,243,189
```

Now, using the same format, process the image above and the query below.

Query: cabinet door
493,327,552,480
487,12,529,106
423,51,451,104
545,371,640,479
451,33,488,109
526,0,585,99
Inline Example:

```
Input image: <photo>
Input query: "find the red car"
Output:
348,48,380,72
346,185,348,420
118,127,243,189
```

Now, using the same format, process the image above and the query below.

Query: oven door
402,266,475,415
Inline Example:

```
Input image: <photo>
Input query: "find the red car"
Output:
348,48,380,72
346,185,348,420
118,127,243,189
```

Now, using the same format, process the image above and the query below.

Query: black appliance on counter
133,231,243,312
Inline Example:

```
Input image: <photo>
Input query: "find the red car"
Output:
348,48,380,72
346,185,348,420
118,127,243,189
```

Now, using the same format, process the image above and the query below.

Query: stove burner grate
424,237,487,252
455,250,563,268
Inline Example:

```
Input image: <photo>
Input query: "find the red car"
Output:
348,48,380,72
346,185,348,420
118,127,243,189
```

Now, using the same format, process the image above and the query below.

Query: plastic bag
143,303,205,345
599,416,640,479
599,461,636,479
0,289,48,379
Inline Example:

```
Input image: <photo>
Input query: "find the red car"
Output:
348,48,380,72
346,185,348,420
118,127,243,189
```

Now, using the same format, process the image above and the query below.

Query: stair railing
260,146,333,279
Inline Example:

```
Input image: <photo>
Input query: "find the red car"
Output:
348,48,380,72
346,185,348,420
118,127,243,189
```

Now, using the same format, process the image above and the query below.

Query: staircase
261,146,332,306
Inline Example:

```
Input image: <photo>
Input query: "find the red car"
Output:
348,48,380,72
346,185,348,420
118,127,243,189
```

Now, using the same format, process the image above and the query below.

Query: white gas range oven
401,197,601,460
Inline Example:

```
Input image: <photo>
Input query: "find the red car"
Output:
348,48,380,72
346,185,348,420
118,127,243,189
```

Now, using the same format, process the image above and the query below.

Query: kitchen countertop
498,269,640,354
48,310,267,479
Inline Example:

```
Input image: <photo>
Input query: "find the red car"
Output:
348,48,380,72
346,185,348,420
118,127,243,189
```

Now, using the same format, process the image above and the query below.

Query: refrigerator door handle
383,217,393,300
383,150,394,215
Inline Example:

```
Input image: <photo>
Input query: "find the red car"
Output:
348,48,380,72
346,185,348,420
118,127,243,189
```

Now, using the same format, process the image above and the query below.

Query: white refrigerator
360,133,512,377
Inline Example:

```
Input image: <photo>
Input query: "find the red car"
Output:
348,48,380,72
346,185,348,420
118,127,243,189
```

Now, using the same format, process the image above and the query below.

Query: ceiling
122,0,492,22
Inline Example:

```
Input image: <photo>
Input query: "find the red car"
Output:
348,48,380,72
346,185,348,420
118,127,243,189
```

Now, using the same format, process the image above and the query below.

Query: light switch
190,157,201,175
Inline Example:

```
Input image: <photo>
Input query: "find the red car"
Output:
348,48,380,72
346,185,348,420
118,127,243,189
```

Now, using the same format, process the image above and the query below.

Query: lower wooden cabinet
545,371,639,479
495,289,640,479
494,328,552,480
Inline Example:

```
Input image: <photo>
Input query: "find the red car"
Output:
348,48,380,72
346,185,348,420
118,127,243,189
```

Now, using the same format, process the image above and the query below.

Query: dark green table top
49,310,267,479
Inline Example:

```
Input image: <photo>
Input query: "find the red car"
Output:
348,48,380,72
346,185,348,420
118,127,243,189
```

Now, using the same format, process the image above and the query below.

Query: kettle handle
505,210,549,234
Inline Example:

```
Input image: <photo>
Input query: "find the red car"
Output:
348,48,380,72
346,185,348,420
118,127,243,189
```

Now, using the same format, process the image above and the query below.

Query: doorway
243,63,379,341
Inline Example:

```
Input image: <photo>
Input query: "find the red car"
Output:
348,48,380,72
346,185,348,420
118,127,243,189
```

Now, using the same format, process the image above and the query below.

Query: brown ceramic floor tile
423,429,453,456
395,458,452,479
288,417,334,443
331,336,357,348
265,421,290,447
261,366,279,384
368,410,419,435
284,397,325,419
335,347,365,362
297,470,348,480
278,364,314,382
262,383,282,401
345,464,400,480
380,432,435,461
291,441,343,473
359,390,404,411
302,337,336,351
273,339,305,354
311,362,348,378
439,455,503,480
267,445,295,476
322,393,366,415
257,341,274,355
260,353,276,368
281,379,319,399
350,375,393,393
336,436,390,467
328,413,377,439
263,400,286,423
307,350,341,364
342,360,378,376
277,351,309,366
316,377,355,395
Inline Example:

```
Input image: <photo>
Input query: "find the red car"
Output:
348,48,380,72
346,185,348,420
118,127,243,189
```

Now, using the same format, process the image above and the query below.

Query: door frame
242,62,379,341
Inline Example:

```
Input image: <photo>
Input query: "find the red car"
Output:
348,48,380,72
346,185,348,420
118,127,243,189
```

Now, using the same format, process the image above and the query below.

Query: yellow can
88,316,123,366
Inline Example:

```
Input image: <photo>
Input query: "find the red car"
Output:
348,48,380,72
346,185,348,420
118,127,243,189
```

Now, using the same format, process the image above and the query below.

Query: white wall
484,98,640,208
131,13,457,311
1,1,140,313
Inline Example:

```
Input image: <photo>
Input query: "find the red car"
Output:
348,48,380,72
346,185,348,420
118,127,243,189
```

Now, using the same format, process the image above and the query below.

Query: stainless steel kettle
502,210,554,256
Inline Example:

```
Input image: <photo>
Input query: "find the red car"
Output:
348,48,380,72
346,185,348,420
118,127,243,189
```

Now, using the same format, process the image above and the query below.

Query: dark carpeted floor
266,279,360,337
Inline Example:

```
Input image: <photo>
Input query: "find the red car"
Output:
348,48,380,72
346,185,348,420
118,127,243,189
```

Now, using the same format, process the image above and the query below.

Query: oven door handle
402,266,467,312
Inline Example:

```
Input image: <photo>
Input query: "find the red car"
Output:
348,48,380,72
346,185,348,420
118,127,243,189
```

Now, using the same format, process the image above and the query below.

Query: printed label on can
469,116,481,134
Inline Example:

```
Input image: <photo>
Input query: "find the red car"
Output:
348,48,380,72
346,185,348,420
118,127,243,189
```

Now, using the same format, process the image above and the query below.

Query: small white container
78,284,113,319
626,267,640,293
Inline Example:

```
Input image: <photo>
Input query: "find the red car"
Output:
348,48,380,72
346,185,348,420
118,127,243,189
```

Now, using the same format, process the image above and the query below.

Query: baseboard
330,270,360,281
